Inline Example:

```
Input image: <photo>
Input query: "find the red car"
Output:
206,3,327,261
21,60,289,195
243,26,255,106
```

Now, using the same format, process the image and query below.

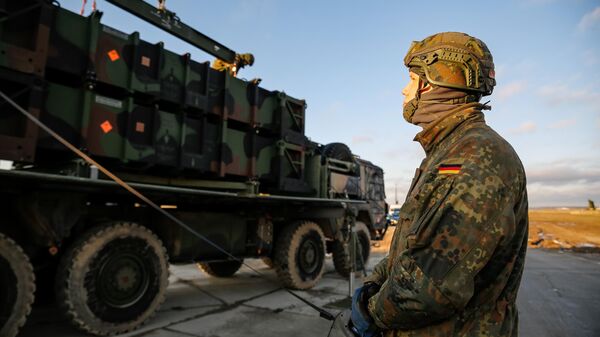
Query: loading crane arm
105,0,239,64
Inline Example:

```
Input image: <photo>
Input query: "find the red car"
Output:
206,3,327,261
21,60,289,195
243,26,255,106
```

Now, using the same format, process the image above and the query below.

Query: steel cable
0,89,336,321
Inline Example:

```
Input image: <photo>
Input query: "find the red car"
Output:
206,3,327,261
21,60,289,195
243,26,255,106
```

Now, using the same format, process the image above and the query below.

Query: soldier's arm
363,255,389,285
367,165,516,330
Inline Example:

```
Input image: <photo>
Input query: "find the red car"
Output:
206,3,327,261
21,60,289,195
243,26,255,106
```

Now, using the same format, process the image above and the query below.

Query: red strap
80,0,97,15
79,0,87,15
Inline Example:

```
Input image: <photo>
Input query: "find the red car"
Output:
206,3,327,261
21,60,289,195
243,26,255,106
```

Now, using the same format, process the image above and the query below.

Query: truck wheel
273,221,326,290
55,223,169,336
322,142,353,162
0,233,35,337
197,260,243,277
332,221,371,278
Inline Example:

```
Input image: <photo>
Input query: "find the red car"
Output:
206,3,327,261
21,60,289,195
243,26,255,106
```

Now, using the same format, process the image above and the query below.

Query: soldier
350,32,529,337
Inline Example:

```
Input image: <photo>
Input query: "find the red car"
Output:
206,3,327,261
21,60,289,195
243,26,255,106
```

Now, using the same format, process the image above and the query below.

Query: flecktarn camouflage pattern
364,103,528,336
404,32,496,96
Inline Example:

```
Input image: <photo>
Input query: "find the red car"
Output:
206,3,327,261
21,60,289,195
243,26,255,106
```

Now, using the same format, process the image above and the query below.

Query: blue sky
61,0,600,207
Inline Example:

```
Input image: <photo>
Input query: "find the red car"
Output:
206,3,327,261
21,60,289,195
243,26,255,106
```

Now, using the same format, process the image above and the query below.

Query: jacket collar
414,102,485,154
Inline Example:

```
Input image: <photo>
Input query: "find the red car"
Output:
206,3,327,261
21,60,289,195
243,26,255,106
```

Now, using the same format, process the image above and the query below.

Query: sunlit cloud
526,160,600,207
528,181,600,207
537,84,600,110
510,121,537,134
352,135,374,144
548,119,576,129
496,80,527,101
527,164,600,185
578,6,600,31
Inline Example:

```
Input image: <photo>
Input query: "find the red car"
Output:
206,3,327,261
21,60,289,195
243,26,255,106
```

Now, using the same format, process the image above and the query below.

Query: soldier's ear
418,81,433,95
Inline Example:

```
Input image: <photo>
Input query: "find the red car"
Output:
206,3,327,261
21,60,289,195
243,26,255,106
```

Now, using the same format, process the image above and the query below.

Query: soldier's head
401,32,496,125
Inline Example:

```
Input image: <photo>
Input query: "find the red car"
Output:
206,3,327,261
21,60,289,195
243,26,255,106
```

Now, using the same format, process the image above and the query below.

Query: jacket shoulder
444,124,525,190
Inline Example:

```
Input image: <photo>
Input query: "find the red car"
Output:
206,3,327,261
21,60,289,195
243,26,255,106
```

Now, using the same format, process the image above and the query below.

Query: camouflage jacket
365,103,528,337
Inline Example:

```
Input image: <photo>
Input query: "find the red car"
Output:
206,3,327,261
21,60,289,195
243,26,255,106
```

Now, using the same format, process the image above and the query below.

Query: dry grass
528,209,600,249
372,209,600,252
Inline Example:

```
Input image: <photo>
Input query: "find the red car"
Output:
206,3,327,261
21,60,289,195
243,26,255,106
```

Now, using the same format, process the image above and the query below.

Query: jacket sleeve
364,255,389,286
367,165,515,330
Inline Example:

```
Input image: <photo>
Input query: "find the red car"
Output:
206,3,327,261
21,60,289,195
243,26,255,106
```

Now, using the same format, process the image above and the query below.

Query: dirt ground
528,209,600,250
374,208,600,252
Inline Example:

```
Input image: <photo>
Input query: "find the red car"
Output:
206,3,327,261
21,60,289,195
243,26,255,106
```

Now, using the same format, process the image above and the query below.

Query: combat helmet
404,32,496,96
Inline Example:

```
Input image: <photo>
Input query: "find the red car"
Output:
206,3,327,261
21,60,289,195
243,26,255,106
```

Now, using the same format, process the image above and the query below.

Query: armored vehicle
0,1,386,336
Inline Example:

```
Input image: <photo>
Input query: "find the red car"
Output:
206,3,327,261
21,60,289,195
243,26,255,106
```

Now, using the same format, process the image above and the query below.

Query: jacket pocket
406,177,455,248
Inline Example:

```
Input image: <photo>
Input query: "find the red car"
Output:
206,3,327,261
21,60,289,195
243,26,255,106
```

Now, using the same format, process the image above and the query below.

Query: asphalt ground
18,248,600,337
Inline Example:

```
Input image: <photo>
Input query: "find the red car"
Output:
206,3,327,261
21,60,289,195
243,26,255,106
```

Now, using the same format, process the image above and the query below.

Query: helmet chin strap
402,78,426,123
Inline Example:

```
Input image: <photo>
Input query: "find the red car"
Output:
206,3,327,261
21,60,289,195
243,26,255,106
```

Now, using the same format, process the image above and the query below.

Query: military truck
0,1,386,336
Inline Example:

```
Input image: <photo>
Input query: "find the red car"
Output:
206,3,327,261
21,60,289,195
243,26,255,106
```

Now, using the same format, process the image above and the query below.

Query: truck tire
0,233,35,337
332,221,371,278
322,142,353,162
198,260,243,277
55,222,169,336
273,221,326,290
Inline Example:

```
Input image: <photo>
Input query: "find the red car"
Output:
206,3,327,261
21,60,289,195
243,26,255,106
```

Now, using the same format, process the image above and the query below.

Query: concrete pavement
18,249,600,337
517,249,600,337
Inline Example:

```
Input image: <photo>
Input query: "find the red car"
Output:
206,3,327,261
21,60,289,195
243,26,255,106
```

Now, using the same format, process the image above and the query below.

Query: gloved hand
350,282,381,337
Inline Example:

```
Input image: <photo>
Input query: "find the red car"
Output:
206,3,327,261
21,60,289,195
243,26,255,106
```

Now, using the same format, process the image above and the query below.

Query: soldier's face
402,72,421,106
402,71,431,106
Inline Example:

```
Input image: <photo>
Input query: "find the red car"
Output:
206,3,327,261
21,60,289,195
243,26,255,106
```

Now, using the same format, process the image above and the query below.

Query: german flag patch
438,164,462,175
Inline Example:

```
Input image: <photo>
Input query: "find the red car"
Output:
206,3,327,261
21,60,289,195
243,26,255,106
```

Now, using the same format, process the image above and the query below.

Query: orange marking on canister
141,56,151,67
107,49,120,62
48,246,59,255
100,120,113,133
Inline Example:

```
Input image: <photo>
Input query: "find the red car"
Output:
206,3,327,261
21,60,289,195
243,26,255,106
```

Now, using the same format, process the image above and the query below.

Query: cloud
384,178,412,206
578,6,600,31
510,121,537,134
537,84,600,110
525,160,600,207
548,119,576,129
528,181,600,207
384,159,600,207
351,135,374,144
496,80,527,101
526,164,600,185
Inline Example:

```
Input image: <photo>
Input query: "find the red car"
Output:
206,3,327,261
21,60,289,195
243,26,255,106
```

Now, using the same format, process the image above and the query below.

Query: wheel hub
115,265,138,291
95,247,150,309
299,238,319,274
